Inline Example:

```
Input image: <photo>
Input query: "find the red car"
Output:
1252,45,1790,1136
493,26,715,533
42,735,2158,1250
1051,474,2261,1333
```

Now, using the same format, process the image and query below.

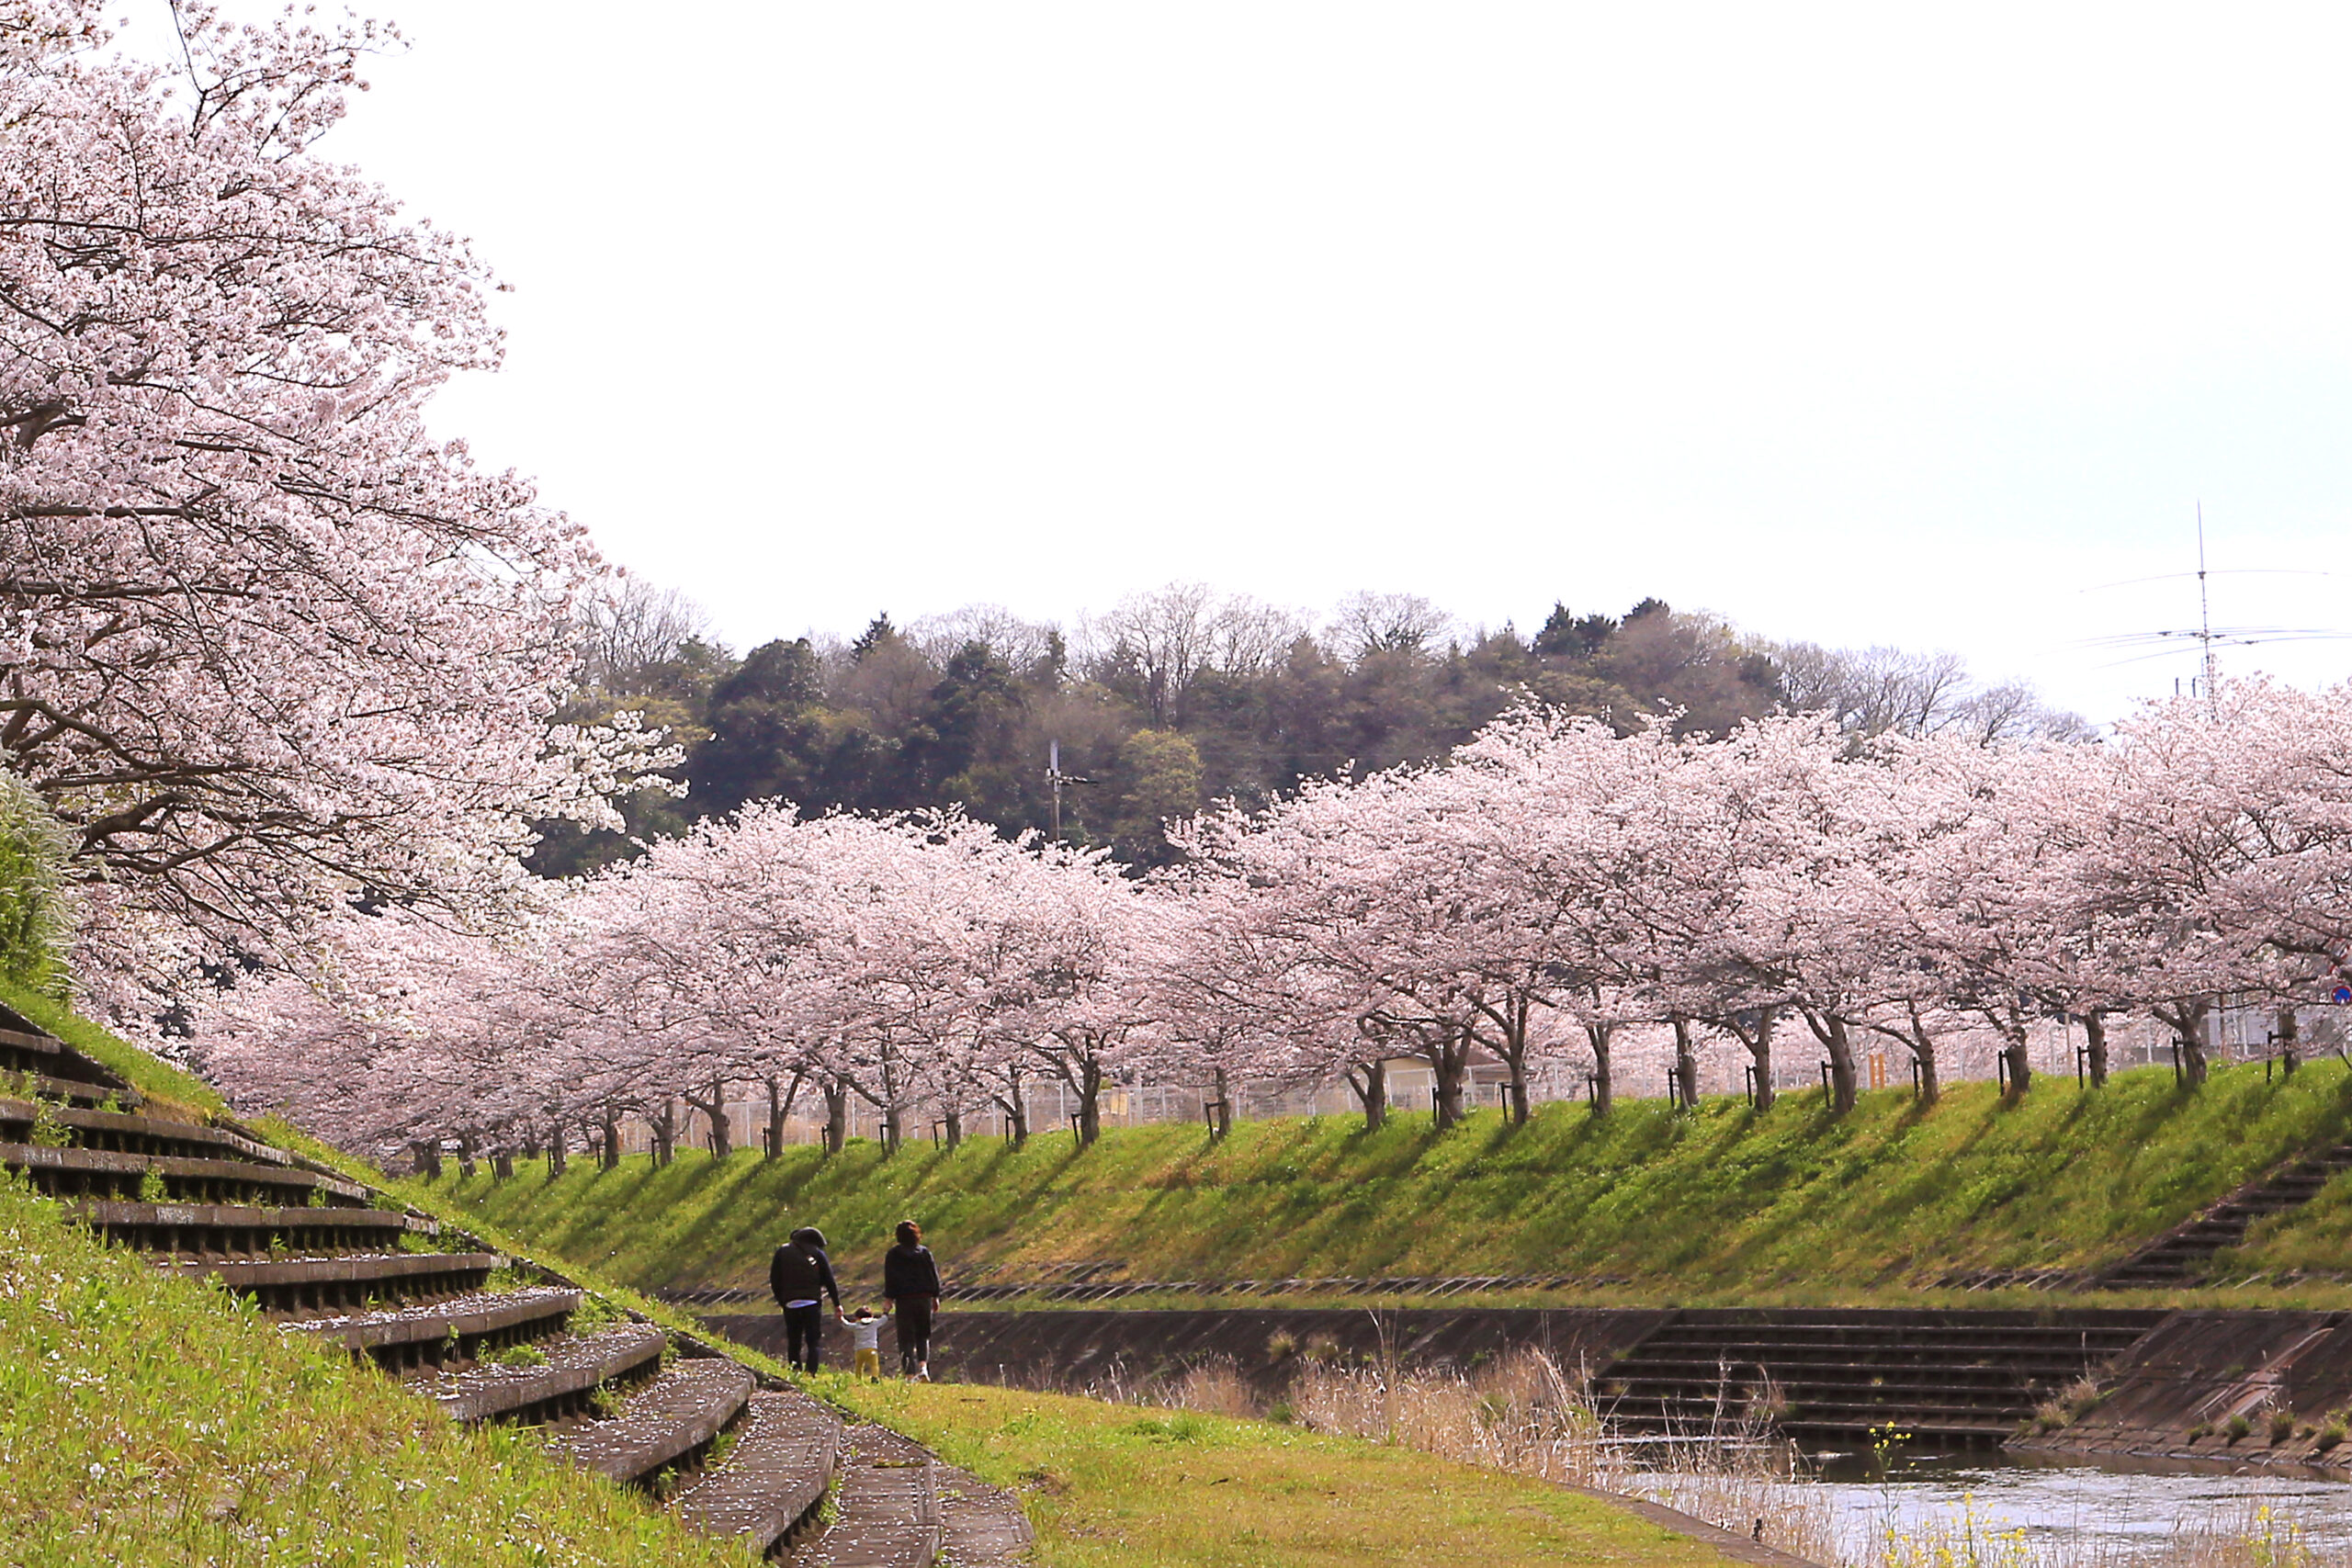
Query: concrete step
672,1389,842,1555
0,1099,294,1166
1620,1339,2135,1360
425,1324,668,1425
4,1142,370,1205
1606,1385,2041,1412
0,1018,128,1093
1605,1377,2079,1403
1632,1328,2155,1348
1620,1333,2127,1351
156,1249,503,1314
797,1424,943,1568
933,1462,1035,1568
1607,1401,2026,1437
283,1287,582,1371
2093,1145,2352,1286
68,1197,421,1257
554,1355,754,1487
0,1069,141,1111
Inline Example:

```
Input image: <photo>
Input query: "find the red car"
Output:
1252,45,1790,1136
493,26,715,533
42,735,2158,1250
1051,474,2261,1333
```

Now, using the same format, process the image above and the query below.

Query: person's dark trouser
784,1303,825,1371
896,1299,933,1375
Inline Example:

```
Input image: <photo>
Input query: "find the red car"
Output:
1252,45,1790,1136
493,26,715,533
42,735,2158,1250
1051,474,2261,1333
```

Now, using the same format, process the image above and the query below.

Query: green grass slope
0,979,773,1567
0,1170,754,1568
425,1060,2352,1303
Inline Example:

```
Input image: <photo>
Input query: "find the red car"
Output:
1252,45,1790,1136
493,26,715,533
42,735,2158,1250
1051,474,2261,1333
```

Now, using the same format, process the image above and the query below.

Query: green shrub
0,773,73,1001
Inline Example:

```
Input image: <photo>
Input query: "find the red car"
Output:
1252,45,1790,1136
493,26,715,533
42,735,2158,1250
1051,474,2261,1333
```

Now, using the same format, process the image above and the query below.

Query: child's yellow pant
854,1348,880,1376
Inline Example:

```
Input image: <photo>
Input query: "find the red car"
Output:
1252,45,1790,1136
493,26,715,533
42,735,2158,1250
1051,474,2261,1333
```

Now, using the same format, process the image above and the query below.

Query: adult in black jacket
882,1220,944,1379
770,1225,841,1372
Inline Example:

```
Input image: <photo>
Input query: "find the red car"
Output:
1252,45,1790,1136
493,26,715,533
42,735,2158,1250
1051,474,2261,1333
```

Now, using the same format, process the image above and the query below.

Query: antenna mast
2197,504,2219,716
1045,740,1091,843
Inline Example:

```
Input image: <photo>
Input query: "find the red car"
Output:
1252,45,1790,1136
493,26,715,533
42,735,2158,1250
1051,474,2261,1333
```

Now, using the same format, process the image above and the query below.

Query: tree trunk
2277,1006,2300,1076
1671,1018,1701,1110
2158,998,2212,1087
2081,1010,2109,1089
944,1103,963,1151
491,1148,514,1180
457,1134,477,1179
684,1077,732,1161
651,1100,677,1168
763,1071,805,1159
1477,995,1535,1125
1806,1012,1860,1113
883,1097,904,1156
600,1111,622,1171
823,1078,850,1156
1347,1059,1388,1132
412,1140,442,1181
548,1122,566,1176
1586,1023,1614,1116
1074,1055,1103,1147
996,1078,1030,1148
1429,1025,1471,1130
1998,1023,2032,1098
1724,1008,1777,1111
1503,998,1532,1124
1870,1003,1940,1107
1212,1066,1235,1140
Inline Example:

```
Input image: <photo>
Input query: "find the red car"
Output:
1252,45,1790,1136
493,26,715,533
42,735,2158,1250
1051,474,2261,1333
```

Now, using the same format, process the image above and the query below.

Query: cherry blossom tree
1,2,669,1003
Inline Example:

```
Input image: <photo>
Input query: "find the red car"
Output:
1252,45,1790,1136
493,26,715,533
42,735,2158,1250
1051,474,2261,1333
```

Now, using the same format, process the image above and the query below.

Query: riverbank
709,1303,2352,1482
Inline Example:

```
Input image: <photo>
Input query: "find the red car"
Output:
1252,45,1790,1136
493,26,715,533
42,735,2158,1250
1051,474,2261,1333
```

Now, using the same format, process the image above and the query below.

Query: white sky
146,4,2352,722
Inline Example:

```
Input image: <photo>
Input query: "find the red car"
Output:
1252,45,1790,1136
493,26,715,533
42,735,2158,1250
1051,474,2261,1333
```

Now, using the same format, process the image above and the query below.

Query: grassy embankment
0,980,763,1567
0,1169,766,1568
425,1057,2352,1305
3,980,1756,1568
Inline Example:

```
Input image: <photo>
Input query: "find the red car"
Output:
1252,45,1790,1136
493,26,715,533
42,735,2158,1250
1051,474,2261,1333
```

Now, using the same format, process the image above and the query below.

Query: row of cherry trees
192,678,2352,1169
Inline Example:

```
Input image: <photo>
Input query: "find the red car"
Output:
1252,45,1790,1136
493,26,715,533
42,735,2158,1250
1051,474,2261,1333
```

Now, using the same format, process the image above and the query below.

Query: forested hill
534,583,2086,875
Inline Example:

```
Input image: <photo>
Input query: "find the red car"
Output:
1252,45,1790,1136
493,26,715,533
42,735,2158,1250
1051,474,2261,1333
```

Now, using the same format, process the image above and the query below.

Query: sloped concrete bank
707,1303,2352,1477
2012,1309,2352,1475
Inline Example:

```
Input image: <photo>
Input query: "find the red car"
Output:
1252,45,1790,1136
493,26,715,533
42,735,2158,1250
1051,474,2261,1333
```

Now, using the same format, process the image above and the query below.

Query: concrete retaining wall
705,1305,1670,1396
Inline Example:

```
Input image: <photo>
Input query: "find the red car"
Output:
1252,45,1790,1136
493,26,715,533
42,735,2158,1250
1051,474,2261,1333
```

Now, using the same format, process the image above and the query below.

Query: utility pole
1046,740,1091,843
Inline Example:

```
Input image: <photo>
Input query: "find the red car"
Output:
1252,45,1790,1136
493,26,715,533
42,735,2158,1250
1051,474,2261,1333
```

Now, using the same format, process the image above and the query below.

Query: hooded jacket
769,1238,841,1310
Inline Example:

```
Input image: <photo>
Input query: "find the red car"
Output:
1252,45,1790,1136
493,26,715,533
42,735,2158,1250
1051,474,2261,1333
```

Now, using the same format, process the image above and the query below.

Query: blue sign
2335,986,2352,1006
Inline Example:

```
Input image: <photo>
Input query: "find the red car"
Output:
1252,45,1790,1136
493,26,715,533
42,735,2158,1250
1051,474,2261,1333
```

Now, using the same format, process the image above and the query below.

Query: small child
841,1303,888,1377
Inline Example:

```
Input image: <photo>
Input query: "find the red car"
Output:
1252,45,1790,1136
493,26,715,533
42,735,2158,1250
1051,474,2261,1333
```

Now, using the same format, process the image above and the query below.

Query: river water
1771,1446,2352,1566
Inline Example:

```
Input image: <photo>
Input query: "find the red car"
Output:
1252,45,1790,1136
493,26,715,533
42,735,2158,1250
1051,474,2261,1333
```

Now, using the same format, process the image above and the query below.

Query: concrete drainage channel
0,1008,1027,1566
705,1302,2352,1476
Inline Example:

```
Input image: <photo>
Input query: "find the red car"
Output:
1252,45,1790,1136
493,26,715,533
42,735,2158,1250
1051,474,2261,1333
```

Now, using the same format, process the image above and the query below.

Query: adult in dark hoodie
770,1224,841,1372
882,1220,944,1378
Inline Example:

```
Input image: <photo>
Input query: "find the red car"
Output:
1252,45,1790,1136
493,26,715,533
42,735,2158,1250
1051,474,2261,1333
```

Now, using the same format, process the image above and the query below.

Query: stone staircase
1594,1308,2166,1444
2091,1143,2352,1289
0,1005,1030,1564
